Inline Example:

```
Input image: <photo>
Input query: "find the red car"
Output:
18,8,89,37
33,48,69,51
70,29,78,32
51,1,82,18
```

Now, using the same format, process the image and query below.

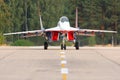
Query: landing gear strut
44,42,48,50
61,34,66,50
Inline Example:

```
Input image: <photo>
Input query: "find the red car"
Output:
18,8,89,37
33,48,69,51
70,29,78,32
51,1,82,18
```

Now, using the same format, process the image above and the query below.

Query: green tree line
0,0,120,46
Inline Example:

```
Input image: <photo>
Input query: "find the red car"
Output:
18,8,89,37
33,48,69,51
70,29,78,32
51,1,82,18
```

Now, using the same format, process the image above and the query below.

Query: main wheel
75,41,79,50
61,44,63,50
44,42,48,50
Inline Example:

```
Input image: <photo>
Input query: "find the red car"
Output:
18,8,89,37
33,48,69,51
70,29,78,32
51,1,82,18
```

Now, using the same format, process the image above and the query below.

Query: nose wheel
61,44,66,50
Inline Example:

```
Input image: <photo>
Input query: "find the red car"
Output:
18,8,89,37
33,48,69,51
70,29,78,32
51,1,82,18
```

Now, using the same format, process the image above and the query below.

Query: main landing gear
74,41,79,50
44,42,48,50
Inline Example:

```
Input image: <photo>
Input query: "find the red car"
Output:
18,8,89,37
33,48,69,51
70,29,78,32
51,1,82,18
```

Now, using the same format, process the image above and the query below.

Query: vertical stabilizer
75,7,78,28
38,1,44,30
39,15,44,30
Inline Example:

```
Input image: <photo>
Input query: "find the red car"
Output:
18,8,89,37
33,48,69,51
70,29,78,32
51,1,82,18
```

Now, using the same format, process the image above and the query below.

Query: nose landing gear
61,44,66,50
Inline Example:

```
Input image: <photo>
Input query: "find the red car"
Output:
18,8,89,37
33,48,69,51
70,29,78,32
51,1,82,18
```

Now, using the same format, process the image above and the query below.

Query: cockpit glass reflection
61,17,69,22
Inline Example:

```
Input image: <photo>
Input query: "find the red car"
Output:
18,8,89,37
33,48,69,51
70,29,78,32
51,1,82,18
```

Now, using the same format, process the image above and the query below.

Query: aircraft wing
79,29,117,33
4,30,43,37
76,29,117,36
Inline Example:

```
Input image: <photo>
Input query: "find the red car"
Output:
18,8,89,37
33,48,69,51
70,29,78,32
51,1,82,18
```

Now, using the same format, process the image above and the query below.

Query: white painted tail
75,7,78,28
39,15,44,30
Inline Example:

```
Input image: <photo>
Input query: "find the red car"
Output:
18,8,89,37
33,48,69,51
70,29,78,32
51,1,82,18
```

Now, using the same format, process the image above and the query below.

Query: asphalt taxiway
0,46,120,80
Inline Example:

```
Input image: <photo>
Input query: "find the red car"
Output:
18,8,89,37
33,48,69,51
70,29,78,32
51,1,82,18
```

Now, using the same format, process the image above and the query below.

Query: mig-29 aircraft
4,8,117,50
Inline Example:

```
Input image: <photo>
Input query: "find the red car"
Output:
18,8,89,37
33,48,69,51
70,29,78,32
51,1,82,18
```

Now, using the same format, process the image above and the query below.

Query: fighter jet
4,8,117,50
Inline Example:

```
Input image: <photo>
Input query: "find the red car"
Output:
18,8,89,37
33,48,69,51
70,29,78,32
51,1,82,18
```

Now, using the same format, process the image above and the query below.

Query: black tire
76,46,79,50
44,46,47,50
61,44,63,50
75,42,79,50
44,42,48,50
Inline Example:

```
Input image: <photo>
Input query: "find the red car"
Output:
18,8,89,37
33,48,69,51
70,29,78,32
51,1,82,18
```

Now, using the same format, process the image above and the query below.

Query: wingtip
113,31,117,33
115,31,117,33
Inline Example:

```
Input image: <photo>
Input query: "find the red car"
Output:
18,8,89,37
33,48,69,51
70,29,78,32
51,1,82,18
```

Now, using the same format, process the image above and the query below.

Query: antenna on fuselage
75,7,78,28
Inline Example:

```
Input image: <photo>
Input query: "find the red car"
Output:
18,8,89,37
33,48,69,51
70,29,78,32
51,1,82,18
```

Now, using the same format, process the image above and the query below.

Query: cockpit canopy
60,16,69,22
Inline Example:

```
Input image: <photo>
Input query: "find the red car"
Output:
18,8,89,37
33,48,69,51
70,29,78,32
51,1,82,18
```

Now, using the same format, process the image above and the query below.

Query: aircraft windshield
61,16,69,22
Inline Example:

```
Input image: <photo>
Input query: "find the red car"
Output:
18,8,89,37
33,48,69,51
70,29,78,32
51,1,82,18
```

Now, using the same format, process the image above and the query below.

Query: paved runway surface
0,46,120,80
